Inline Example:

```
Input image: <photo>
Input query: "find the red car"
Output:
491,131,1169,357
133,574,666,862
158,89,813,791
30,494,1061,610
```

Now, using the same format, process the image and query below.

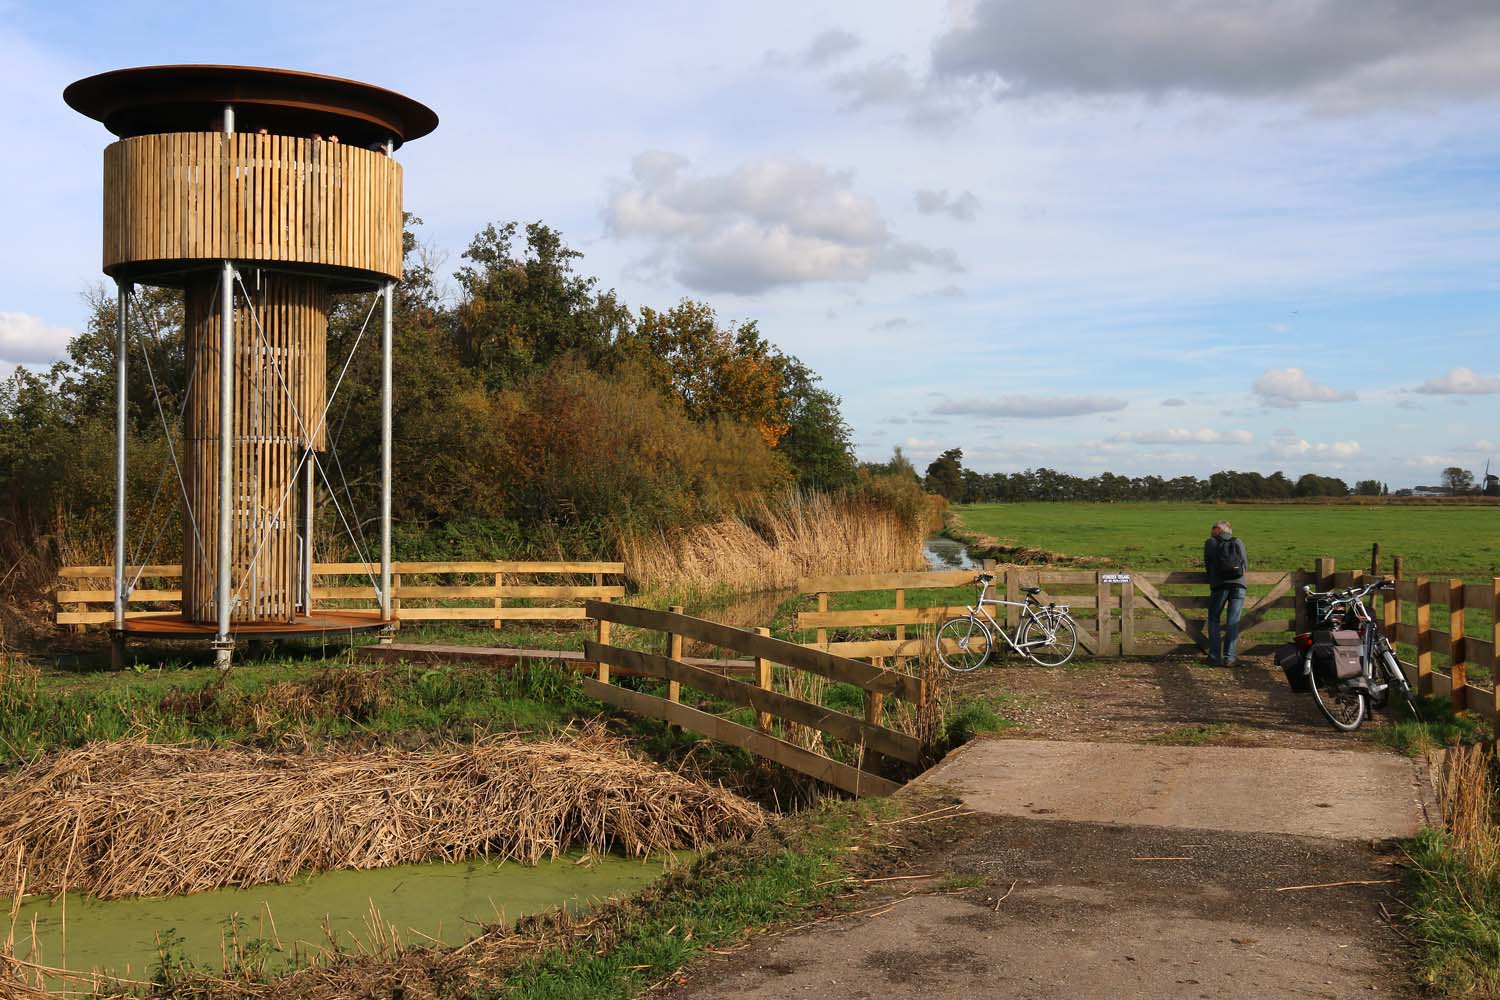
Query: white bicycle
935,573,1079,671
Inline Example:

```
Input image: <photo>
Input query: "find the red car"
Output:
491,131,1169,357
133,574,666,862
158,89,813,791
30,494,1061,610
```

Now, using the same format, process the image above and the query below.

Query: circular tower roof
64,64,438,149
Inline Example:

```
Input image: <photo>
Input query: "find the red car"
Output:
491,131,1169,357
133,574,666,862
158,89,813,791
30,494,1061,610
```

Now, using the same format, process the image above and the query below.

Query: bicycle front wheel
1307,653,1367,731
1022,612,1078,666
936,616,992,673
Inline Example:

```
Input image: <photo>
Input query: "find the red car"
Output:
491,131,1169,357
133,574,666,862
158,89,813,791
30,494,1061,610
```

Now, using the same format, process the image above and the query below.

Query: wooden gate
583,601,928,797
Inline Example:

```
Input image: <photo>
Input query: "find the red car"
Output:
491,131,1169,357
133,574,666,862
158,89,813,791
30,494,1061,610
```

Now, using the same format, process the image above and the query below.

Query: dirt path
669,657,1428,999
970,652,1402,751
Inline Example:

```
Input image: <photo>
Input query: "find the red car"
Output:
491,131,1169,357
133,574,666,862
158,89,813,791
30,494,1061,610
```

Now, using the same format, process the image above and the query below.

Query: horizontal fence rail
55,561,625,629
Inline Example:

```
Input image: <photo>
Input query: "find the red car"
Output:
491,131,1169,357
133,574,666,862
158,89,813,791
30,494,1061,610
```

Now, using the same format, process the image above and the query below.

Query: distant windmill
1485,459,1500,497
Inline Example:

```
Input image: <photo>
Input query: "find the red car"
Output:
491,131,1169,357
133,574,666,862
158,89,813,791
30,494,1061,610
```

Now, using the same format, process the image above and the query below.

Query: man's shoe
1224,657,1238,667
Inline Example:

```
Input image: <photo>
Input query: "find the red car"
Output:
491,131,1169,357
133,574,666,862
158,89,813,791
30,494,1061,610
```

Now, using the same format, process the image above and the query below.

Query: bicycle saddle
977,573,994,583
1024,586,1042,595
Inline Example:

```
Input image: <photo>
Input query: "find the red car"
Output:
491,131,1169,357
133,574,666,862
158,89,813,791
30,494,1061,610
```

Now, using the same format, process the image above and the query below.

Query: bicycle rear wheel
1022,612,1078,666
936,616,992,672
1307,653,1367,731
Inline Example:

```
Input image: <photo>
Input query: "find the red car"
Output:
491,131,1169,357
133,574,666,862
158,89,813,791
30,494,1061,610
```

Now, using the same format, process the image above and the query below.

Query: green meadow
948,501,1499,580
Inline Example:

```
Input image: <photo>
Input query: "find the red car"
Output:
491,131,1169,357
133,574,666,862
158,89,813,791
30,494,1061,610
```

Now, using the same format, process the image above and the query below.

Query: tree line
916,448,1499,503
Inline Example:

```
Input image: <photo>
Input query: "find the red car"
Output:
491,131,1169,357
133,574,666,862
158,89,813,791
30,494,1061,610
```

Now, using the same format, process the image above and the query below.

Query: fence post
864,658,886,772
1006,568,1020,630
1294,569,1309,631
1416,577,1433,696
1490,578,1500,723
596,607,611,684
894,588,906,667
493,571,504,631
1121,579,1135,655
1449,579,1467,715
754,627,773,733
816,592,829,649
390,573,401,636
1095,571,1113,656
1370,542,1381,576
1389,556,1404,649
1316,557,1335,593
667,605,684,706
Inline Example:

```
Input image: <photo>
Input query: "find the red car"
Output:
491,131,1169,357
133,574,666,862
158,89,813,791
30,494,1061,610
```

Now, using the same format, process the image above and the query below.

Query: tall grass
620,492,926,597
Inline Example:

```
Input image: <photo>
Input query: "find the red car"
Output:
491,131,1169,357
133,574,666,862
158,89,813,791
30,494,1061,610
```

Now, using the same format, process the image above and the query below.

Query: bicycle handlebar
1301,578,1392,602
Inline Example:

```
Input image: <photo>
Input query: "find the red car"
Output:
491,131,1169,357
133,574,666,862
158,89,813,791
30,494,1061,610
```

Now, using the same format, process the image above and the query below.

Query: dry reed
0,729,764,901
620,493,925,596
1434,744,1500,874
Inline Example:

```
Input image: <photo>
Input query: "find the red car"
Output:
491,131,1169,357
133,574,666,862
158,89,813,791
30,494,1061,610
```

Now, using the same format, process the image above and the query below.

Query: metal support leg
214,260,235,667
112,280,130,668
302,451,315,615
379,281,394,634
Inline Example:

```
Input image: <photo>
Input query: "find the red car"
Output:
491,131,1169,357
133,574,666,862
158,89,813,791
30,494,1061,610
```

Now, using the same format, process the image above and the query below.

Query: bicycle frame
966,577,1066,652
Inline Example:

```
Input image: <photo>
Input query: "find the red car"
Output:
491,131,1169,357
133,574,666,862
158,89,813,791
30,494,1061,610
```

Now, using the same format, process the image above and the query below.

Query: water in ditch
9,852,674,986
923,535,977,570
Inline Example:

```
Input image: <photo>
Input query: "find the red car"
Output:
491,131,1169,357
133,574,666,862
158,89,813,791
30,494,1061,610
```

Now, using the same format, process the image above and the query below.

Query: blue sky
2,0,1498,487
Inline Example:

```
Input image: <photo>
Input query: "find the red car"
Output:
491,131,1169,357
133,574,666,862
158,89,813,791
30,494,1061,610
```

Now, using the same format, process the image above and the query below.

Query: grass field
948,501,1500,579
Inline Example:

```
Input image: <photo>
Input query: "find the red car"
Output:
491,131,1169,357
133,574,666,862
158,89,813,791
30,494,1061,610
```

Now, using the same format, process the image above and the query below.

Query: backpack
1213,537,1244,579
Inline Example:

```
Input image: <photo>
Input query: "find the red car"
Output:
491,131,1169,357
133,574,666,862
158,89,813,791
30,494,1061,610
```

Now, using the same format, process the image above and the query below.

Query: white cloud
1161,397,1188,407
1251,368,1357,408
606,153,960,293
1416,367,1500,395
1108,428,1252,446
914,188,980,222
931,0,1500,110
1265,437,1362,461
0,311,74,365
933,394,1127,418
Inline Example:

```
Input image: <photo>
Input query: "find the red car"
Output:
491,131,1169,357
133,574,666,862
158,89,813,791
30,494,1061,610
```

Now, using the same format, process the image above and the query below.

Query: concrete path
673,738,1432,1000
919,738,1433,841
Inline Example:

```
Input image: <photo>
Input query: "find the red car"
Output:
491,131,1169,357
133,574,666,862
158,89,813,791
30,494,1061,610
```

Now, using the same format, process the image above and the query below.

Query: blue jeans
1207,586,1246,662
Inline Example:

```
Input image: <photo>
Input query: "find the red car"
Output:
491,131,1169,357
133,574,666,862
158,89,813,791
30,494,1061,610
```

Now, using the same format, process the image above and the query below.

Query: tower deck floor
119,611,387,641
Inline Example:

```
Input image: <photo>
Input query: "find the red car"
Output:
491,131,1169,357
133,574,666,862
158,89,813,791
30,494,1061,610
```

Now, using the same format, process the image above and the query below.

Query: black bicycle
1290,579,1418,731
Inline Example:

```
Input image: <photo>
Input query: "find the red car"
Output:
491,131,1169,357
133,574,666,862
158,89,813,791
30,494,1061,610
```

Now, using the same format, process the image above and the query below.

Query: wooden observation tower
64,66,437,664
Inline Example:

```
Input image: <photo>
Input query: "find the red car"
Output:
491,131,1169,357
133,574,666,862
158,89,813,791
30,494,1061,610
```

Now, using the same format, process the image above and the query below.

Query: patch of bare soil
961,651,1396,751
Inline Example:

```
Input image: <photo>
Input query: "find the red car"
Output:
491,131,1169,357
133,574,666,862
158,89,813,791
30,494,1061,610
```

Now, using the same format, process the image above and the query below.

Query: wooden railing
54,561,624,629
582,601,927,797
1311,557,1500,720
103,133,404,279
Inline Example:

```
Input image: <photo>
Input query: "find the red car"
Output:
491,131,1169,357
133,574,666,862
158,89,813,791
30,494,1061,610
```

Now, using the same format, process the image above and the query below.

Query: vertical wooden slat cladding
101,133,403,280
182,271,328,624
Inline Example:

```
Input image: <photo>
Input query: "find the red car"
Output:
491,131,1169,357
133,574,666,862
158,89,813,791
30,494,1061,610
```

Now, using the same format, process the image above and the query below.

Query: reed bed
1433,743,1500,874
621,492,925,596
0,729,764,901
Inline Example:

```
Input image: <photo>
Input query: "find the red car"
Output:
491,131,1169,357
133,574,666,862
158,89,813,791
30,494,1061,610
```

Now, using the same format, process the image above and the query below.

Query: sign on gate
1101,572,1131,584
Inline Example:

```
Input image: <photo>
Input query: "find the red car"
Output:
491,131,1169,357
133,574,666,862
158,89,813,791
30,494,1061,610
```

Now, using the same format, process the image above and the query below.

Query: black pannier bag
1311,629,1363,684
1276,642,1311,693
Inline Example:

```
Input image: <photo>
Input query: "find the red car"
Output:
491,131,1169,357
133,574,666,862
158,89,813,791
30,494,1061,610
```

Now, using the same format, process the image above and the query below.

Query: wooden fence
799,556,1500,719
54,560,624,630
582,601,927,797
1311,556,1500,722
796,566,1296,660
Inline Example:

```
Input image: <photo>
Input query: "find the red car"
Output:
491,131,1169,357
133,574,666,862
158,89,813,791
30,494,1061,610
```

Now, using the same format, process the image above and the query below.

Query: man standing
1203,520,1248,665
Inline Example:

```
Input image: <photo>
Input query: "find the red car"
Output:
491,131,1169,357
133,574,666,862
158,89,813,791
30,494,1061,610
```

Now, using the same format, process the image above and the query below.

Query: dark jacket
1204,532,1248,590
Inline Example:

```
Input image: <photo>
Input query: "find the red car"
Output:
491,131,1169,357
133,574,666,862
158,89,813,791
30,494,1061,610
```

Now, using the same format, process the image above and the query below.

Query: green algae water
10,853,673,985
